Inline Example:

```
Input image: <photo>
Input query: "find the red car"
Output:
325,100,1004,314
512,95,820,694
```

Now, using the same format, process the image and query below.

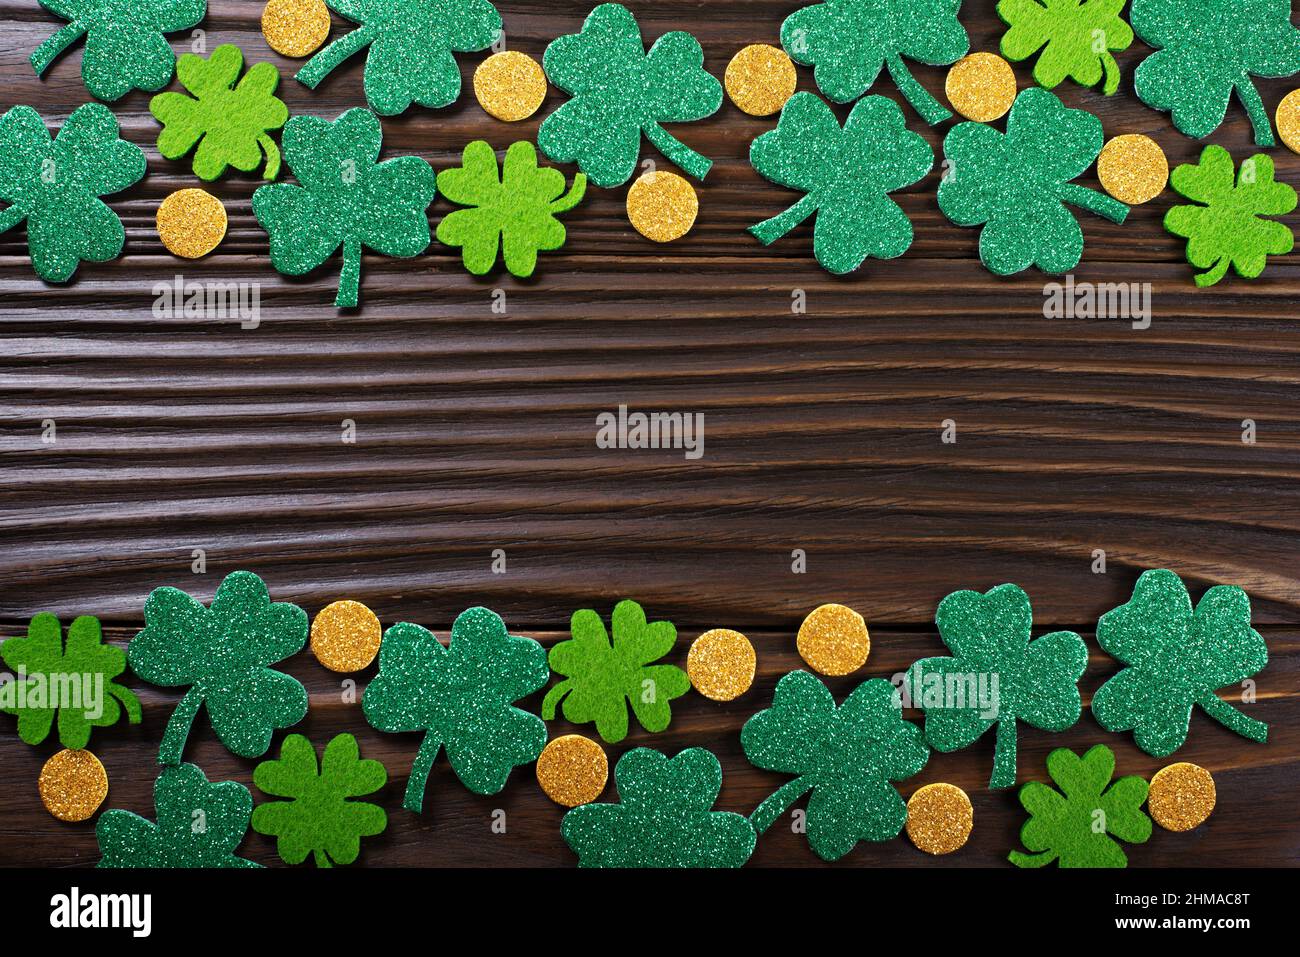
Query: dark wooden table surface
1,1,1297,868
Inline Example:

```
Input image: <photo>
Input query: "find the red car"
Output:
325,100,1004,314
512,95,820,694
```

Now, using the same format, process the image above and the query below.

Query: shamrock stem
1100,53,1120,96
1235,76,1275,148
1008,849,1056,868
990,718,1018,790
1198,694,1268,743
158,688,202,766
1058,183,1130,224
30,23,86,76
749,776,812,835
541,680,571,720
403,731,441,813
886,54,951,125
0,205,26,235
644,123,713,181
296,26,378,89
257,134,281,181
749,195,819,246
336,238,362,309
314,849,332,868
550,174,587,214
110,683,143,725
1194,256,1232,288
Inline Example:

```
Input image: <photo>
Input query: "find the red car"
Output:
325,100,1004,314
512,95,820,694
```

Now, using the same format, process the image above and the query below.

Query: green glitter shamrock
562,747,756,868
0,613,141,749
541,599,690,745
904,583,1087,790
538,3,723,188
252,107,437,309
437,141,587,278
151,44,288,181
938,88,1129,276
1092,569,1269,757
1133,0,1300,147
251,733,387,868
0,103,146,283
742,672,929,861
780,0,968,125
362,607,548,813
1164,146,1296,288
30,0,206,102
997,0,1134,96
296,0,502,116
97,763,261,868
128,570,309,766
1009,745,1151,868
749,92,933,275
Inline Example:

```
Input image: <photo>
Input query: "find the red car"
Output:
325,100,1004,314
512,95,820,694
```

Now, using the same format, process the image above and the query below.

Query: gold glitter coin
156,188,227,259
1148,762,1216,832
474,51,548,122
262,0,332,58
1097,134,1169,205
725,44,798,117
687,628,757,701
945,52,1017,122
906,783,973,855
1277,89,1300,154
627,171,699,243
536,734,608,807
311,599,383,672
796,603,870,676
39,749,108,823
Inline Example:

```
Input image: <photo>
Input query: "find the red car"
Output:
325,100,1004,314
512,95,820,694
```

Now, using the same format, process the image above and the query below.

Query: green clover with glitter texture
998,0,1134,96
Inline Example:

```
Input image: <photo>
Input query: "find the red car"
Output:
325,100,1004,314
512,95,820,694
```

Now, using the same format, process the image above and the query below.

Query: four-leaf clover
998,0,1134,96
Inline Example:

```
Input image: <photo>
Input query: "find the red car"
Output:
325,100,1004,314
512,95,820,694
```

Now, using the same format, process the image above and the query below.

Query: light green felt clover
541,599,690,745
251,107,436,309
128,570,308,766
1133,0,1300,147
296,0,502,116
539,3,723,188
750,92,933,275
0,613,141,750
780,0,968,125
1092,569,1269,757
437,141,587,278
1009,745,1151,868
252,733,387,868
151,44,288,181
97,763,261,868
30,0,206,102
0,103,146,283
998,0,1134,96
742,672,929,862
362,607,548,813
904,583,1087,790
938,87,1129,276
561,747,756,868
1164,146,1296,288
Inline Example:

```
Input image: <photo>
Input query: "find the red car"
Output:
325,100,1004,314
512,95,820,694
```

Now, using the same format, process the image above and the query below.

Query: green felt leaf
997,0,1133,96
561,747,756,867
541,599,691,744
538,3,723,188
1092,569,1269,757
1009,744,1152,868
742,671,929,861
127,570,308,766
251,107,436,308
362,607,548,813
937,87,1129,276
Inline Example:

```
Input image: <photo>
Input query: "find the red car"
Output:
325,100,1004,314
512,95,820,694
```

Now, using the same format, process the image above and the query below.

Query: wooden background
0,1,1297,868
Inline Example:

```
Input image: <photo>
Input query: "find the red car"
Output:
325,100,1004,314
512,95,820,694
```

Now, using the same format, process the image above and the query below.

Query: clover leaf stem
158,687,203,766
314,849,332,868
1007,849,1055,867
403,731,442,812
337,238,362,309
541,679,572,719
991,717,1019,789
1194,255,1232,288
1234,76,1275,148
110,683,143,724
1198,694,1268,743
297,25,378,89
885,54,951,125
1058,183,1129,223
749,775,812,834
750,194,819,246
30,22,86,76
549,174,588,214
257,134,281,181
644,123,712,180
1100,52,1120,97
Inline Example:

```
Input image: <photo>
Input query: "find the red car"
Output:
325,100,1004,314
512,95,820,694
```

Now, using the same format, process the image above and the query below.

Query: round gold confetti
627,170,699,243
1277,89,1300,154
261,0,331,59
311,599,383,673
906,783,973,855
687,628,757,701
1148,762,1216,833
156,188,227,259
536,734,608,807
796,603,870,676
39,749,108,823
1097,134,1169,205
945,52,1017,123
474,51,548,122
725,44,798,117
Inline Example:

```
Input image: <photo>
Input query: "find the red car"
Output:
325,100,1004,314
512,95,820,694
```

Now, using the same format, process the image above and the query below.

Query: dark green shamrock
749,92,933,275
904,583,1087,790
538,3,723,187
1092,569,1269,757
742,672,929,861
128,570,308,766
541,599,690,745
561,747,756,868
1009,745,1151,868
362,607,548,813
998,0,1134,95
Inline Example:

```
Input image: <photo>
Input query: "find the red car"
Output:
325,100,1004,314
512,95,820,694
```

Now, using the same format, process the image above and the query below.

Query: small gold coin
796,603,870,676
627,170,699,243
474,51,548,122
156,188,227,259
39,749,108,823
1097,134,1169,205
725,44,798,117
311,600,383,672
1277,89,1300,154
1148,762,1216,832
687,629,757,701
261,0,331,59
536,734,608,807
906,783,973,855
945,52,1017,122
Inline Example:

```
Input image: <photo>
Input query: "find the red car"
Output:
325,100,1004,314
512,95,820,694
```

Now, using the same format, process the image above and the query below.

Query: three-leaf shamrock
539,3,723,188
128,570,309,766
938,88,1129,275
541,599,690,744
252,107,437,308
1092,569,1269,757
151,44,289,181
998,0,1134,96
252,733,388,868
904,583,1087,789
362,607,548,813
1164,146,1296,288
749,92,933,275
1009,745,1151,868
561,747,756,867
437,141,587,278
742,672,929,861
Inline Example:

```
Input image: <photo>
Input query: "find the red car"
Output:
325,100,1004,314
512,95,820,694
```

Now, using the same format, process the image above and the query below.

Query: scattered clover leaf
998,0,1134,96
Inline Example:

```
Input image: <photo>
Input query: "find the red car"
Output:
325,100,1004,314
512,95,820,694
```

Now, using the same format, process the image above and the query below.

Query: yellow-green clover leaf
998,0,1134,96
